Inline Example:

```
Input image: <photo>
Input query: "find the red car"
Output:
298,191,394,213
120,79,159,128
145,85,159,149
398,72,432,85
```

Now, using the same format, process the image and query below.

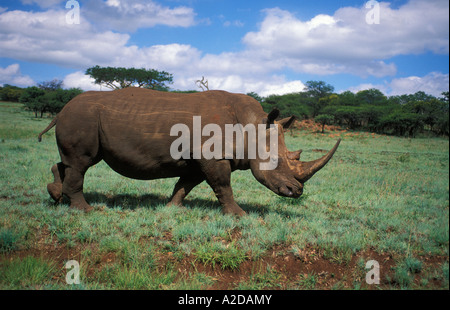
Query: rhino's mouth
278,184,303,198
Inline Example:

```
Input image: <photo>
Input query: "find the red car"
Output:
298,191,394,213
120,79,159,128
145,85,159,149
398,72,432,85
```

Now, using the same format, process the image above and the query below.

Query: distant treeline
0,80,82,118
1,79,448,137
250,81,449,138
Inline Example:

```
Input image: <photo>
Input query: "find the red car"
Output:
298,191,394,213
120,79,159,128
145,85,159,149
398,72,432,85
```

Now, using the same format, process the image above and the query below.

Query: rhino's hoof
47,183,63,203
70,202,94,213
222,206,246,217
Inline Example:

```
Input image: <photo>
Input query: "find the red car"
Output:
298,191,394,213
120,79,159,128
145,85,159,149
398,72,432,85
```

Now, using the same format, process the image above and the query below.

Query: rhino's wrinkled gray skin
39,88,340,216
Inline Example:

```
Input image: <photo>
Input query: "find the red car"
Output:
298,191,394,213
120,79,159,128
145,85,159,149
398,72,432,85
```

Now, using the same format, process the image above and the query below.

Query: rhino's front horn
290,139,341,183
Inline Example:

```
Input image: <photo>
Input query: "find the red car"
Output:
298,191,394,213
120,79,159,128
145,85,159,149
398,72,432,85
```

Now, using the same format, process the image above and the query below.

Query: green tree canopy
304,81,335,117
355,88,387,106
315,114,334,133
0,84,24,102
19,85,82,118
37,79,64,91
19,86,46,118
305,80,335,99
85,66,173,91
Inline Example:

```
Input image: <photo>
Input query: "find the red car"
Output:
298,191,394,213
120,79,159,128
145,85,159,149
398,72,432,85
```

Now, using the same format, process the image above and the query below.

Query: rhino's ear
278,116,296,130
265,108,280,129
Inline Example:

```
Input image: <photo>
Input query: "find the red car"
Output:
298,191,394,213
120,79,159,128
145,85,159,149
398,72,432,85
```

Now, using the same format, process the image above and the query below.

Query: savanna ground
0,101,448,290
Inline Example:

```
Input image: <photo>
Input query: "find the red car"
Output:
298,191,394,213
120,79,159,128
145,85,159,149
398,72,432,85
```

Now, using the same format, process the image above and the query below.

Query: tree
247,92,262,103
379,110,423,137
38,79,64,91
440,91,449,103
315,114,334,133
305,80,335,99
85,66,173,91
330,106,362,129
338,91,358,106
0,84,24,102
196,76,209,91
305,81,335,117
355,88,387,106
262,93,311,119
20,86,46,118
43,88,83,115
19,86,82,117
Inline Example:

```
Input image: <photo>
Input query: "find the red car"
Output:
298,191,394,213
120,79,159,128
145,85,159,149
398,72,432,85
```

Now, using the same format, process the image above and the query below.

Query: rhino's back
57,88,254,180
70,88,231,116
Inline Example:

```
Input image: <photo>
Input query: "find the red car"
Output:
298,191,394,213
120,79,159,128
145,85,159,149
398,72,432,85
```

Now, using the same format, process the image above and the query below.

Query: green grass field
0,101,448,290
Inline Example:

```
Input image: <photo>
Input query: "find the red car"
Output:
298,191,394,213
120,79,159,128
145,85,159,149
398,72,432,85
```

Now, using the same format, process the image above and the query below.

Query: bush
20,86,83,117
315,114,334,133
0,85,24,102
0,228,20,253
379,111,424,137
19,86,46,118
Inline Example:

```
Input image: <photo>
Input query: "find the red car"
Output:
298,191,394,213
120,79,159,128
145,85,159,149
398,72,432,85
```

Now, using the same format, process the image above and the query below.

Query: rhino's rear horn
291,139,341,183
287,149,302,160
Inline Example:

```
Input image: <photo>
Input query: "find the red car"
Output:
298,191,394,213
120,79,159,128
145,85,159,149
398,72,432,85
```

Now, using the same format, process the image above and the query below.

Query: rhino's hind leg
168,175,205,207
62,166,93,213
47,162,65,203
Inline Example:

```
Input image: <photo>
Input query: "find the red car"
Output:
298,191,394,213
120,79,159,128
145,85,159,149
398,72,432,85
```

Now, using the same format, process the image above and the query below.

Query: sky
0,0,448,97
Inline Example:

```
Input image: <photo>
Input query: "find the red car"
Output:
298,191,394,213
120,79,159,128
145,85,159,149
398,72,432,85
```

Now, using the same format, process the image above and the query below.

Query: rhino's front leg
200,160,246,216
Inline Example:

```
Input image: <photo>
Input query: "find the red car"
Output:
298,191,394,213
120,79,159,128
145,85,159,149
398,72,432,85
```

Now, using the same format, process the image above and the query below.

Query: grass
0,101,449,290
0,256,56,289
193,241,248,270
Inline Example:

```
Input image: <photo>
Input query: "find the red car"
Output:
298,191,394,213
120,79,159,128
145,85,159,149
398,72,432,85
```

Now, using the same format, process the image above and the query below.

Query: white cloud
347,72,449,97
83,0,197,31
0,8,201,70
346,83,388,94
19,0,197,31
0,64,35,87
1,1,448,96
242,1,448,77
20,0,64,8
0,9,131,68
254,80,306,97
171,73,305,96
63,71,102,91
389,72,449,97
223,20,244,27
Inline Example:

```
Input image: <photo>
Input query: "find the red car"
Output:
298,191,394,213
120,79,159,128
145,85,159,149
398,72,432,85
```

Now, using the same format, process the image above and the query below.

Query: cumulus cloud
256,80,306,97
19,0,197,31
347,72,449,97
388,72,449,96
0,64,34,87
83,0,197,32
20,0,64,8
0,9,131,68
243,1,448,77
63,71,102,91
1,0,449,96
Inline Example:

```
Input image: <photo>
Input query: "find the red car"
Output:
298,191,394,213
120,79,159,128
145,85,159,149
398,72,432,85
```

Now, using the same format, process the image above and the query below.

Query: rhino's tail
38,117,57,142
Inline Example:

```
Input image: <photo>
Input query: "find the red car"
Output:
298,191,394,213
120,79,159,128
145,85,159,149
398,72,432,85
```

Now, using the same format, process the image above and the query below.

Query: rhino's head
250,108,341,198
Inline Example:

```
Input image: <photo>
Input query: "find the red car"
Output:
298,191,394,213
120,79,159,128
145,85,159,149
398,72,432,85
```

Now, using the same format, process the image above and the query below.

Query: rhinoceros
38,88,340,216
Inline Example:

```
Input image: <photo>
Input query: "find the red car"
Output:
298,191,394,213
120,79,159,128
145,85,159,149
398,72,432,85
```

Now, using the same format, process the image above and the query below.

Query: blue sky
0,0,448,97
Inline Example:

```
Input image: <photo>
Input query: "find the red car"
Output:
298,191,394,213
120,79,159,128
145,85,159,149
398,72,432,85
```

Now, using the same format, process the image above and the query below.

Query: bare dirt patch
1,226,447,289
